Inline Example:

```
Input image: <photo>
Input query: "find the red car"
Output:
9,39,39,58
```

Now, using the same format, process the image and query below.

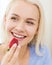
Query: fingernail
13,43,17,47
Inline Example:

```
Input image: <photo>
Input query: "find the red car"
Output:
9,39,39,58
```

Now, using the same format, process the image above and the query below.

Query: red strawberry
9,38,18,48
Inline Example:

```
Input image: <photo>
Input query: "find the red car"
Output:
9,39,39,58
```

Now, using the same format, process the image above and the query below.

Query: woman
0,0,52,65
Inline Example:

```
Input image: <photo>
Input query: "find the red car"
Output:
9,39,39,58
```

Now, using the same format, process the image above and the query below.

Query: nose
15,21,25,32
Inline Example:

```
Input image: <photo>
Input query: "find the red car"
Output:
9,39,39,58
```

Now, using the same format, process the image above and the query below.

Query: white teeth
13,33,25,38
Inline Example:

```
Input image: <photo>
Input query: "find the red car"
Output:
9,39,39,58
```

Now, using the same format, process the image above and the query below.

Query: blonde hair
3,0,45,56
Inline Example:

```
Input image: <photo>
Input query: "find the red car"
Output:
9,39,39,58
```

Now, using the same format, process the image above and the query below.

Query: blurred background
0,0,52,56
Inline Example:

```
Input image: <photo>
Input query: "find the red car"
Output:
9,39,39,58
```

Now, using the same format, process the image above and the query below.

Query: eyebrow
12,13,20,17
27,18,36,21
12,13,37,21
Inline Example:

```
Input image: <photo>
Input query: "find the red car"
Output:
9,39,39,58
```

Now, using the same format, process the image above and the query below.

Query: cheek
26,26,38,44
26,25,38,41
26,26,38,36
5,22,14,32
28,29,36,40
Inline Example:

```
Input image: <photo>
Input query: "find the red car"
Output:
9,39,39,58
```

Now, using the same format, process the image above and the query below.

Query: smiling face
4,0,40,46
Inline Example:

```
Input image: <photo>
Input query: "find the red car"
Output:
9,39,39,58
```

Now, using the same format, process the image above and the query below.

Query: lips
11,32,27,39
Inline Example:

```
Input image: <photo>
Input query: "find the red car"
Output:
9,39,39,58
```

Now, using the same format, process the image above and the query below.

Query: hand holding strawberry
9,38,18,48
1,38,21,65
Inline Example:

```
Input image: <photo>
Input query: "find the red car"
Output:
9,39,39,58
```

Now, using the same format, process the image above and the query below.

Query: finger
2,43,17,62
10,44,21,64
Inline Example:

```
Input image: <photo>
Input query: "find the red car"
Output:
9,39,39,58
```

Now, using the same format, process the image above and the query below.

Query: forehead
7,0,39,19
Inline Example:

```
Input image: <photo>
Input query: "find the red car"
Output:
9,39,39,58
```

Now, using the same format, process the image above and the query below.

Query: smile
11,32,27,39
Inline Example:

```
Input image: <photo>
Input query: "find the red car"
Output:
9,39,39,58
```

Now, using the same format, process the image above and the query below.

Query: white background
0,0,52,55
